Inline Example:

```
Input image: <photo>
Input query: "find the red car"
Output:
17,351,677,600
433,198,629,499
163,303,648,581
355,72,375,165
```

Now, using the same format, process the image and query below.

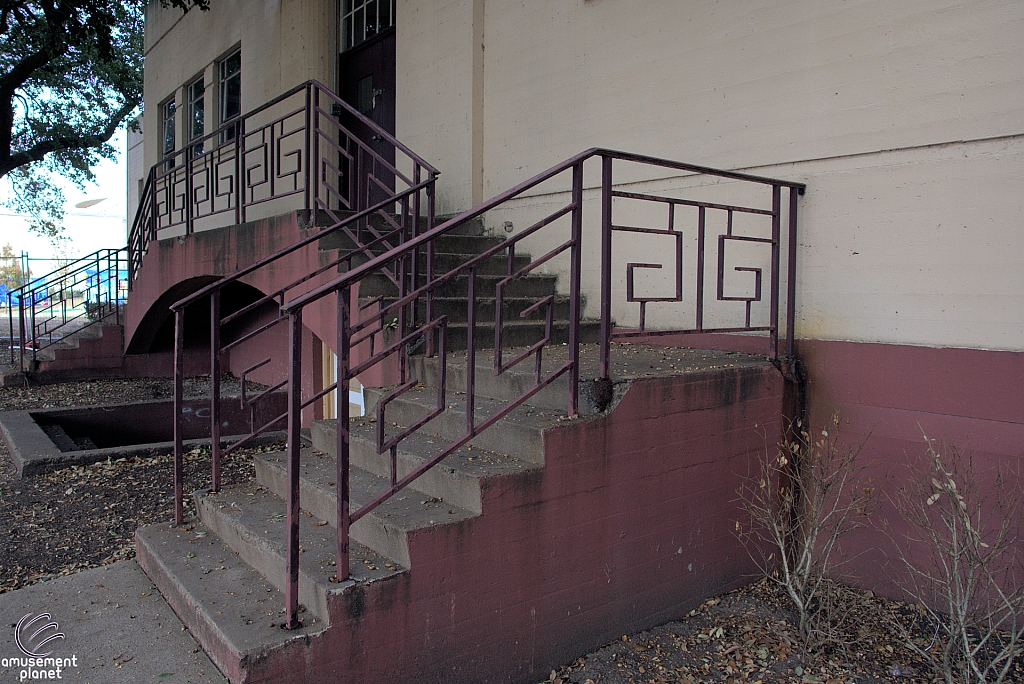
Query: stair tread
314,418,538,478
368,385,570,437
256,449,479,532
347,420,540,480
200,482,403,584
362,384,569,463
136,520,325,656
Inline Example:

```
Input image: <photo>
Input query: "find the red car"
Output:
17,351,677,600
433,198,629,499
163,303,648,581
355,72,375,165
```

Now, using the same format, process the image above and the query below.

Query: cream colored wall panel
477,0,1023,197
486,136,1023,352
396,0,478,214
143,0,333,170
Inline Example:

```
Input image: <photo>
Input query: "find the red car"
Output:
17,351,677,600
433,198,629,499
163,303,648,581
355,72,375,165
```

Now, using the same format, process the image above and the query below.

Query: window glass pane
220,51,241,124
188,77,204,157
353,6,364,46
365,0,377,38
189,78,204,140
356,75,373,112
162,100,175,156
341,0,393,51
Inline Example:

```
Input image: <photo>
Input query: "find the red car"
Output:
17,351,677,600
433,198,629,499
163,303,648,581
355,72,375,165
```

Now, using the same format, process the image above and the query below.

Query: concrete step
410,353,605,416
194,484,351,623
310,419,540,514
340,250,532,280
363,385,565,464
367,295,573,324
320,230,503,258
135,519,326,682
253,449,476,568
434,319,602,352
317,212,484,240
358,272,560,299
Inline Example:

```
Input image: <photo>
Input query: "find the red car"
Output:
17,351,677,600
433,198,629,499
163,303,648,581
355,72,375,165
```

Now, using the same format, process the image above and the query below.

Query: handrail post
567,161,584,416
425,179,436,357
411,165,422,335
210,289,222,492
786,187,799,358
336,286,351,581
17,294,25,372
284,310,303,629
149,171,158,242
236,120,245,225
185,151,194,237
7,294,12,365
304,84,312,215
29,297,36,367
769,185,782,360
173,309,185,526
313,85,322,223
599,155,613,380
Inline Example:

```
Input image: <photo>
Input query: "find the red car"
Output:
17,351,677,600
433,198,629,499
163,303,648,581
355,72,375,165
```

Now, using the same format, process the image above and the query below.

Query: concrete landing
0,561,226,683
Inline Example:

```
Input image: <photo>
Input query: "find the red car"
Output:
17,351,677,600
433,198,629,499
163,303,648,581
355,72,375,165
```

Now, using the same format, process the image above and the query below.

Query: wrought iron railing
173,144,804,628
128,79,428,287
6,248,126,371
164,81,438,529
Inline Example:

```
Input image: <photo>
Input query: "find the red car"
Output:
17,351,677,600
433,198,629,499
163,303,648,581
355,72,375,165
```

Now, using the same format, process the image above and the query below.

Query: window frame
218,49,241,142
340,0,395,52
187,75,205,158
160,96,176,170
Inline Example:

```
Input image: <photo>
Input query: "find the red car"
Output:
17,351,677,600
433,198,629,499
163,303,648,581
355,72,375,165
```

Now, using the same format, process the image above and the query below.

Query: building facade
122,1,1022,680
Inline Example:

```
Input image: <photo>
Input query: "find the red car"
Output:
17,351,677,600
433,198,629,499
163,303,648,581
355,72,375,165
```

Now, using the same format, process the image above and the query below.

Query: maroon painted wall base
168,364,785,684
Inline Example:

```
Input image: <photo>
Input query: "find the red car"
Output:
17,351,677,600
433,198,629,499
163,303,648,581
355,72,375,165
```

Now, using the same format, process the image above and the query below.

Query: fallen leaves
0,375,279,595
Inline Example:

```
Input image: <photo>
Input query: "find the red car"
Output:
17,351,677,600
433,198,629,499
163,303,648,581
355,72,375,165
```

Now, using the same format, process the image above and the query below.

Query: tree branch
0,96,136,177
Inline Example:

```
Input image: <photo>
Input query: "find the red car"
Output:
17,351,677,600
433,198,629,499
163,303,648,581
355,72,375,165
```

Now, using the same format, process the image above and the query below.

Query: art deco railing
164,80,438,528
172,143,804,629
128,79,421,286
6,248,126,371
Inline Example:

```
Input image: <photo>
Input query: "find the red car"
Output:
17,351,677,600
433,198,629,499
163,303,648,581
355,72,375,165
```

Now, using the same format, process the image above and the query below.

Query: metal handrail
256,147,805,628
284,148,804,313
166,79,439,560
7,248,126,370
126,79,439,288
157,74,807,629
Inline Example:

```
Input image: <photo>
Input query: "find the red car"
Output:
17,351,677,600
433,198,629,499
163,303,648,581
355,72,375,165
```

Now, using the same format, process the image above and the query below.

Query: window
340,0,395,51
161,97,176,169
187,76,205,157
219,50,241,141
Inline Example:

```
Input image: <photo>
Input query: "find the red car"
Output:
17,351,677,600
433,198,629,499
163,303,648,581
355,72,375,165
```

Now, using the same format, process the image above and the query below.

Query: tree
0,242,29,292
0,0,208,242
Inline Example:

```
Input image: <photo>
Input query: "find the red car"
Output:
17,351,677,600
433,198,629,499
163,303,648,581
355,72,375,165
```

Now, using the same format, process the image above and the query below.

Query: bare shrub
888,437,1024,684
736,412,877,652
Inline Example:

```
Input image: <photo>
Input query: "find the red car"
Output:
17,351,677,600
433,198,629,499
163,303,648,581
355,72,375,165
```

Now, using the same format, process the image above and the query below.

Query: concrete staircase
136,348,568,683
135,344,784,684
134,222,608,682
321,217,601,350
6,310,127,383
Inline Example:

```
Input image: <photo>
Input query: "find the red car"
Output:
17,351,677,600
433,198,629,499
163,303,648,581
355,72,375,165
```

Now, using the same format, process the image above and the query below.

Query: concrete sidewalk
0,561,226,683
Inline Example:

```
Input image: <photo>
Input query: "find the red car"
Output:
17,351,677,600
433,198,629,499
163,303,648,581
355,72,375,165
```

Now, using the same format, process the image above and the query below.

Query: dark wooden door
338,29,396,207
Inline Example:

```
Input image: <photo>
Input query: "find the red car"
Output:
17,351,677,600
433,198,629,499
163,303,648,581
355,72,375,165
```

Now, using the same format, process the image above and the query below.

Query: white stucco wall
397,0,1023,351
141,0,1023,351
142,0,335,172
126,115,145,231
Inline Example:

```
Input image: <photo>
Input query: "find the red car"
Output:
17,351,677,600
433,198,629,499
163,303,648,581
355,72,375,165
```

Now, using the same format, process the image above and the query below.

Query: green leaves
0,1,209,242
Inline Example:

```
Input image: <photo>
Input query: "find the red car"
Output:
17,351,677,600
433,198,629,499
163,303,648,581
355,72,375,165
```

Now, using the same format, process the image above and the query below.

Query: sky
0,130,129,269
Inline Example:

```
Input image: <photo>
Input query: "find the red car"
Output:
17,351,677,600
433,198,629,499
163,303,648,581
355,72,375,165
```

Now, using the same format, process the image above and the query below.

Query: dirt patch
0,377,273,594
1,377,1019,684
542,579,1021,684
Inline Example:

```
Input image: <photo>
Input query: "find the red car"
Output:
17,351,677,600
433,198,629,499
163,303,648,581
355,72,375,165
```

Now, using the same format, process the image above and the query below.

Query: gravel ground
0,376,280,594
0,375,1019,684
